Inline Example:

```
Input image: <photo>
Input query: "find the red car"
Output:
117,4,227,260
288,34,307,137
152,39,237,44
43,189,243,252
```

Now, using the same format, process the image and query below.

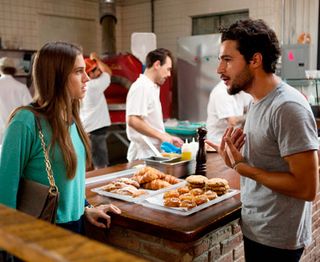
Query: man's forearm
235,162,318,201
128,116,164,141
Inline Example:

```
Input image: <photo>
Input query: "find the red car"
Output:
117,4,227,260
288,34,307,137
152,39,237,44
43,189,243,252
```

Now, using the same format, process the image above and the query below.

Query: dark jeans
0,252,15,262
89,126,109,169
243,235,304,262
56,215,86,235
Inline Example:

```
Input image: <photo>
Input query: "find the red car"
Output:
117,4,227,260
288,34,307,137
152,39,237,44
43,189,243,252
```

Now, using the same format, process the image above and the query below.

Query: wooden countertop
86,153,241,243
0,204,146,262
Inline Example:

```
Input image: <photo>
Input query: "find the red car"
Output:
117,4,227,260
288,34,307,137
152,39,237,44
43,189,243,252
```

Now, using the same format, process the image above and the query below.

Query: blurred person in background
0,57,32,144
0,42,120,238
206,81,252,144
80,52,112,169
126,48,183,161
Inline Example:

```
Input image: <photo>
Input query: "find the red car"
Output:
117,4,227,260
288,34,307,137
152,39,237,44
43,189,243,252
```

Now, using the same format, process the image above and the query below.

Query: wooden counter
0,204,146,262
85,153,243,261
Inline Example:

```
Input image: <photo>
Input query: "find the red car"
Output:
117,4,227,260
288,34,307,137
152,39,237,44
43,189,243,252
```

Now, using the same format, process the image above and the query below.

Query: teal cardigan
0,109,86,223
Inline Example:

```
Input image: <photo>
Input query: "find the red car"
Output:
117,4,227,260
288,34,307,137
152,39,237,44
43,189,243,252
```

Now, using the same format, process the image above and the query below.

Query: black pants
243,235,304,262
89,126,109,169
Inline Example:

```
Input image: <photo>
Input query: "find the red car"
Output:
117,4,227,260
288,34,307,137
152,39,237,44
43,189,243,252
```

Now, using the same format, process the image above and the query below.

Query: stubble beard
227,66,253,95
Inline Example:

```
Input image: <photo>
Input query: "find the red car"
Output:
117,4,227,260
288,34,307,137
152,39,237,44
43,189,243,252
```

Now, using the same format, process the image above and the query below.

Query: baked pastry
133,166,166,179
177,186,189,194
102,183,117,192
164,197,181,207
132,190,148,198
143,179,171,190
206,178,229,188
190,188,204,196
117,178,140,188
163,190,180,199
207,185,229,191
204,190,218,200
132,166,149,177
138,172,159,184
194,194,209,205
179,193,194,202
206,178,230,195
163,175,179,184
186,175,208,188
116,185,139,196
180,199,196,209
215,189,229,196
113,181,128,189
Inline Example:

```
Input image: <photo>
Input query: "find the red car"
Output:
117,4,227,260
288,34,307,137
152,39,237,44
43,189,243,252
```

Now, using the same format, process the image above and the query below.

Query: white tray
86,167,143,186
141,189,240,216
91,170,186,204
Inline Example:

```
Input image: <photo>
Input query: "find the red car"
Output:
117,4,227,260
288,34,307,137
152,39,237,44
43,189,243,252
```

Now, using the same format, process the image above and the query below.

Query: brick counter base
87,219,244,262
86,193,320,261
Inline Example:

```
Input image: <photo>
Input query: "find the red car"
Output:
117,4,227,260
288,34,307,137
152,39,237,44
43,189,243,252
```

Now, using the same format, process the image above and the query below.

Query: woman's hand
85,204,121,229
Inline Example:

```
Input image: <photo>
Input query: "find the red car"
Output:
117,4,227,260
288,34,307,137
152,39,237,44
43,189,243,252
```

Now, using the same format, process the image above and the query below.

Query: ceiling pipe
281,0,285,45
151,0,154,33
99,0,117,55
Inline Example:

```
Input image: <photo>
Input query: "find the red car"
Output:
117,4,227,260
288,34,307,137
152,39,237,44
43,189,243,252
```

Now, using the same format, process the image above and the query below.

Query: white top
0,75,32,144
206,81,252,144
80,72,111,133
126,74,165,161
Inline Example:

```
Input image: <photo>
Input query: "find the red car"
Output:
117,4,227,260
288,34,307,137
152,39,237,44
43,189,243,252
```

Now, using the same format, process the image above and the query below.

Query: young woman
0,41,121,234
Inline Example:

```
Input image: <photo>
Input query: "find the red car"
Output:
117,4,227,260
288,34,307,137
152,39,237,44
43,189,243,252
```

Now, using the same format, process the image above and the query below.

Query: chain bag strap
35,117,58,195
16,114,59,224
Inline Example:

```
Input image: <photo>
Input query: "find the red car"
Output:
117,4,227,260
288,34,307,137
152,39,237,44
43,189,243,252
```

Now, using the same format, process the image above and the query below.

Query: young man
126,48,183,161
206,19,319,261
80,52,112,169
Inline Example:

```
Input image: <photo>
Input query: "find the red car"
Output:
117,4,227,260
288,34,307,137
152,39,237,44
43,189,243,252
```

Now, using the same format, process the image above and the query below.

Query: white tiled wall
0,0,101,54
0,0,318,67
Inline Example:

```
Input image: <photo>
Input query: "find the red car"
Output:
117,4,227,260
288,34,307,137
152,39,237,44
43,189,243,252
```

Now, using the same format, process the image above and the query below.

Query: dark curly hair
220,19,280,73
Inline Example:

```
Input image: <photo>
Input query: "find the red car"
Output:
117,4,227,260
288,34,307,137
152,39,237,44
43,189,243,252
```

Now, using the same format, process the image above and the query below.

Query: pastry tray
91,169,186,204
141,189,240,216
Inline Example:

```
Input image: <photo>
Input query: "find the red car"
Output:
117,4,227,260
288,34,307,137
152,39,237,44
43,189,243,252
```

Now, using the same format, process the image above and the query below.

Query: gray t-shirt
241,82,318,249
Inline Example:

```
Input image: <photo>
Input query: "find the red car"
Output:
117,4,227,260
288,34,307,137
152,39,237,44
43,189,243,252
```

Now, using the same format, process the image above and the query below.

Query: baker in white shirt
80,52,112,168
0,57,32,144
126,48,183,161
206,81,252,144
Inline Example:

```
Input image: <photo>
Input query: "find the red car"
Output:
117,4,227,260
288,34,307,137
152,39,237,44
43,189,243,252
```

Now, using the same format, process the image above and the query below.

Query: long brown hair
12,41,92,179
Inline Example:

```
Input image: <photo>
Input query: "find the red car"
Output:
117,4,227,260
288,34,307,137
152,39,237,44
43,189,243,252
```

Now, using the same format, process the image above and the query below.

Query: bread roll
164,197,181,207
143,179,171,190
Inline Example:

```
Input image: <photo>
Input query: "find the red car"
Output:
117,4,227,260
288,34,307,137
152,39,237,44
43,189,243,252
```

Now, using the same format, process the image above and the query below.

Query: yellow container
181,151,192,161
